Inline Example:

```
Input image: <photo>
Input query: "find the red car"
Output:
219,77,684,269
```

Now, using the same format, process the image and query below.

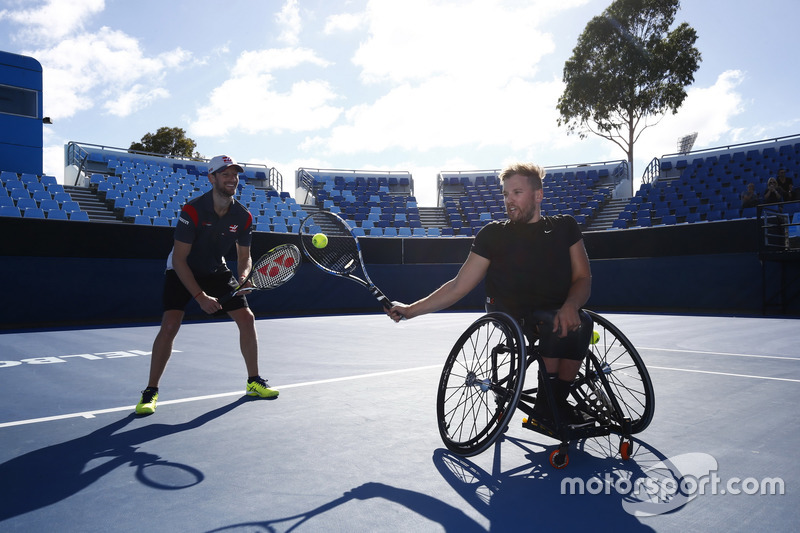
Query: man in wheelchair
388,162,593,426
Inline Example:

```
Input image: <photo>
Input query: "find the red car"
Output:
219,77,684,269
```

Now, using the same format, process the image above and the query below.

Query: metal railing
65,141,282,191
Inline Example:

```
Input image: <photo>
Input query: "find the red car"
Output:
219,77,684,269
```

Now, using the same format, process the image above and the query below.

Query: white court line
641,347,798,361
0,364,441,430
649,365,800,383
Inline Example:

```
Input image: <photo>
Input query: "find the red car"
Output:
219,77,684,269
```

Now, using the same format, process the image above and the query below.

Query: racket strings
300,213,360,275
250,247,301,289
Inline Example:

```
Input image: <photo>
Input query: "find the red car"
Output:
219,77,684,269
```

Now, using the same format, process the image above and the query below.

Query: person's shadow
0,396,252,521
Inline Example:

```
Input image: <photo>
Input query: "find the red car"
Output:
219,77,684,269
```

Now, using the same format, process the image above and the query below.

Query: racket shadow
206,481,484,533
0,396,252,521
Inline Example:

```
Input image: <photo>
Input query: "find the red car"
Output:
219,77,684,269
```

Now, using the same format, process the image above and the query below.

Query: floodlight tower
677,132,698,154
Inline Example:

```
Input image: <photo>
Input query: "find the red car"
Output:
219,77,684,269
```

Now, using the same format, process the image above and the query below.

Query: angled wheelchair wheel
576,311,655,434
437,312,526,457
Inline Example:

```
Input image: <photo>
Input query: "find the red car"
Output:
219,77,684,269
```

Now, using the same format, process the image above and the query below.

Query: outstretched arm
388,252,490,322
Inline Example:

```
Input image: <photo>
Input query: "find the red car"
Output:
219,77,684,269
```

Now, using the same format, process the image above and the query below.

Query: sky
1,0,798,207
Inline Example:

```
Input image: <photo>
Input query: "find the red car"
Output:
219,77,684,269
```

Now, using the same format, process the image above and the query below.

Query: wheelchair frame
435,310,655,468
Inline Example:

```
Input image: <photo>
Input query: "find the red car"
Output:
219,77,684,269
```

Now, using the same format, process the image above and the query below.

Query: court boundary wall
3,216,795,330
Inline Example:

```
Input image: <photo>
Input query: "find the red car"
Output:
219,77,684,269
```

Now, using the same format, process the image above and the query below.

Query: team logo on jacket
229,224,238,232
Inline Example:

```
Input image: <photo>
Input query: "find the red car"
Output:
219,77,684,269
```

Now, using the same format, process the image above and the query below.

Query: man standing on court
136,155,279,415
388,162,592,425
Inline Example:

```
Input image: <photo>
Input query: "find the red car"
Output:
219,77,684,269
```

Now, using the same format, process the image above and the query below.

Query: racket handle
370,286,393,310
218,286,254,305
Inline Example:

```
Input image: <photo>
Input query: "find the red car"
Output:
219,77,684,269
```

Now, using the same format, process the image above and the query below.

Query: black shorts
162,269,249,314
485,301,592,361
521,310,593,361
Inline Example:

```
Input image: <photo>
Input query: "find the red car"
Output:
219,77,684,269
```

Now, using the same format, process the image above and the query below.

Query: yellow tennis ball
312,233,328,248
591,330,600,345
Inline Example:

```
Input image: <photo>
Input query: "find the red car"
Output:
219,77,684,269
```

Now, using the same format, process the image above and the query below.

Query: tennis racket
298,210,393,310
220,243,301,302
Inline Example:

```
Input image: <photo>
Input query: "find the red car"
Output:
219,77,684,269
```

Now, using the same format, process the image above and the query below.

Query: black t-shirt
471,215,583,316
167,190,253,275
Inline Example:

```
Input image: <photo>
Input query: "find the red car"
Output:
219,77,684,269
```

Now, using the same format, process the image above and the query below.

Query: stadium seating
613,139,800,229
0,170,90,222
6,135,799,238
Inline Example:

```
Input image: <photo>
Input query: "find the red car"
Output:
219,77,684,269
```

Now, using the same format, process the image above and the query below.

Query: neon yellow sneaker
246,377,279,398
136,388,159,415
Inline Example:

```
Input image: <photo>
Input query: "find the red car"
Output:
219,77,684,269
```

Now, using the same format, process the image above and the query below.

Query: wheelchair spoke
584,310,655,434
437,313,526,456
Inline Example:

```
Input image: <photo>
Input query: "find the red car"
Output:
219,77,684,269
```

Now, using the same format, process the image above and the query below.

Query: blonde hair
499,163,545,190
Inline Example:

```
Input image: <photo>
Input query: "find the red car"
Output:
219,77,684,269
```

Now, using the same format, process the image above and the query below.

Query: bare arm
172,240,222,314
236,243,253,286
388,252,490,322
552,239,592,337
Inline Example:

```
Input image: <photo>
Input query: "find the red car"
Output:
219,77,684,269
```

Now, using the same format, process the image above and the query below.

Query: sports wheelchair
436,310,655,468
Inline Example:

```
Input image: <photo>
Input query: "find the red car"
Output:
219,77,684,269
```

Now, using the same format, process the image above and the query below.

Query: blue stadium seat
46,209,68,220
39,198,60,212
16,197,37,212
62,201,81,213
70,211,90,222
23,207,45,219
0,205,21,217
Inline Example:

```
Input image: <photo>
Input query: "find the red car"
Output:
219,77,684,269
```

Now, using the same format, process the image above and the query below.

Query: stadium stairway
418,206,449,229
585,198,629,231
63,185,118,223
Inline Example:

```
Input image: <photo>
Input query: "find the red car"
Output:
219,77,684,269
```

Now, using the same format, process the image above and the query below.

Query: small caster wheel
549,448,569,469
619,439,633,460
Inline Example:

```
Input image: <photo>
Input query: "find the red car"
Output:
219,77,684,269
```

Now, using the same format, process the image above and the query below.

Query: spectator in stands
388,162,592,426
775,169,795,201
763,177,786,204
741,182,760,209
135,155,279,415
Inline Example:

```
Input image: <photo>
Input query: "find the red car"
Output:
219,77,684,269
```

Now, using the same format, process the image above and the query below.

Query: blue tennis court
1,311,797,532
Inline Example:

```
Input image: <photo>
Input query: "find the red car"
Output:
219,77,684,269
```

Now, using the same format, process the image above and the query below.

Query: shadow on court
429,436,663,532
204,434,669,532
0,396,253,522
207,482,486,532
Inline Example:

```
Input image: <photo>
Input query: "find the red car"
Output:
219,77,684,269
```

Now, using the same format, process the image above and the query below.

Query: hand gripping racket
298,211,393,310
221,243,301,302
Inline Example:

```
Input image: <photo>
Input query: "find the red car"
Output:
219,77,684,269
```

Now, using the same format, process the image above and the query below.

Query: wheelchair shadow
0,395,253,521
433,433,673,531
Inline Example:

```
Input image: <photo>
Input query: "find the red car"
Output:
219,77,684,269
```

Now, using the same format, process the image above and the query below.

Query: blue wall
1,216,793,330
0,51,44,175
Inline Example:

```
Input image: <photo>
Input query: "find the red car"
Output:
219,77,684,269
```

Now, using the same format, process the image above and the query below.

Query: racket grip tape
370,286,393,309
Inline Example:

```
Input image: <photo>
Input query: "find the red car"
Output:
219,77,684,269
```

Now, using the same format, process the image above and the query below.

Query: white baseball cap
208,155,244,174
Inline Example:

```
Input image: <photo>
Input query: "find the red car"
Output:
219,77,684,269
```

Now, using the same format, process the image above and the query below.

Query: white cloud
232,48,330,75
189,48,342,137
0,0,105,43
634,70,746,161
276,0,301,46
353,0,556,84
323,12,366,34
103,85,170,117
302,75,565,155
27,27,191,119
